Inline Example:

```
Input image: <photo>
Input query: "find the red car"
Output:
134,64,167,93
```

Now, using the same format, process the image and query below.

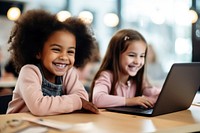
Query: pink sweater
92,71,161,108
7,65,88,116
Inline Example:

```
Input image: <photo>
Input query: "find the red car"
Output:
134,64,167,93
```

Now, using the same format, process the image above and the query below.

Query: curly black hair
64,17,97,68
8,9,97,72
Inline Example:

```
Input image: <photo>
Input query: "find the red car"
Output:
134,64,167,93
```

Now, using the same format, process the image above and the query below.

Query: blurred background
0,0,200,87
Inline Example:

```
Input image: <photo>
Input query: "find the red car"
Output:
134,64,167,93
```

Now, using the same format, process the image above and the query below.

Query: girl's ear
36,53,41,59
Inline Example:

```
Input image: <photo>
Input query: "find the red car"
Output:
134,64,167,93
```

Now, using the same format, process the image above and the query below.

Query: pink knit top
92,71,161,108
7,65,88,116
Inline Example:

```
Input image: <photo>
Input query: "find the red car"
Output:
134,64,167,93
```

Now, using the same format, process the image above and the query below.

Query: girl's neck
40,64,56,83
119,73,129,85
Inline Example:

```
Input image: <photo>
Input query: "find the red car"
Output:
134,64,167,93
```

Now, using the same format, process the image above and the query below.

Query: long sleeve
7,65,88,116
92,71,161,108
92,71,126,108
142,86,161,104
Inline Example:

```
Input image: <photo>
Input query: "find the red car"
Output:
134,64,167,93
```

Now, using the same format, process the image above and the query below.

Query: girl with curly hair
6,9,99,116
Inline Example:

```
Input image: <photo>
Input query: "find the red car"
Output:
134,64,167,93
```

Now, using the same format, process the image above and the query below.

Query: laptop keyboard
118,106,153,114
106,105,154,115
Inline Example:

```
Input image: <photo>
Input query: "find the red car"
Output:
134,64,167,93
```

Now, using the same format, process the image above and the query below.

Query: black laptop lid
152,63,200,116
106,63,200,117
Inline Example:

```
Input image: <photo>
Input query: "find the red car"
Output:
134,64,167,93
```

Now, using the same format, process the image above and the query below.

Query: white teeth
128,66,137,71
55,64,66,68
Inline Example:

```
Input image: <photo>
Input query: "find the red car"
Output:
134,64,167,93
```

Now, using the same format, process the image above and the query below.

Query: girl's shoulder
64,67,77,75
20,64,41,76
17,64,43,84
99,70,113,77
63,67,79,79
21,64,39,70
98,70,114,81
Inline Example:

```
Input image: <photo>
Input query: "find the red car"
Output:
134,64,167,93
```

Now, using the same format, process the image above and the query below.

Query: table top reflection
0,92,200,133
0,77,17,88
0,106,200,133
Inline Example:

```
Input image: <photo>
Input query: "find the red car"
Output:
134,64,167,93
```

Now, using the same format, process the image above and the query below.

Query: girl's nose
133,57,140,64
59,53,69,60
59,56,65,60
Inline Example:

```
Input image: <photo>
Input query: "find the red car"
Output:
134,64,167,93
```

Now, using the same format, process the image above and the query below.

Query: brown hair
90,29,148,101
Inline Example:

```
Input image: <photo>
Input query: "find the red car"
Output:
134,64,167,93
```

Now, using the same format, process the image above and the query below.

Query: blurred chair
0,94,12,114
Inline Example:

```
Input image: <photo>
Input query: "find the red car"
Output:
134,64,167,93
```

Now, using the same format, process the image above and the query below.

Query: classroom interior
0,0,200,132
0,0,200,89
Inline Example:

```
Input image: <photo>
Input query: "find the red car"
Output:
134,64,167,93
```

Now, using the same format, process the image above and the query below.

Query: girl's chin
54,68,69,75
54,71,66,76
128,71,138,76
129,74,137,77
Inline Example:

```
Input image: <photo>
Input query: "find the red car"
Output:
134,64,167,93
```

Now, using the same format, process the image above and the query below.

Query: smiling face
119,40,146,81
37,30,76,82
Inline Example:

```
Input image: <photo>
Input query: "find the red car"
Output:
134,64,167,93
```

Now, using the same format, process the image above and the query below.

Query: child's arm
81,98,99,114
92,71,126,108
63,67,99,113
63,67,88,100
142,86,161,104
125,96,153,108
11,65,86,116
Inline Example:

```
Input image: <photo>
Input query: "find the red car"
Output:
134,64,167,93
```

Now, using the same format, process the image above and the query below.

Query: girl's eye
52,48,60,52
129,54,135,57
68,50,75,55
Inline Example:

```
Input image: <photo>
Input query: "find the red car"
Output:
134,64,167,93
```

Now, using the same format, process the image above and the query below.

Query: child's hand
81,98,99,114
125,96,153,108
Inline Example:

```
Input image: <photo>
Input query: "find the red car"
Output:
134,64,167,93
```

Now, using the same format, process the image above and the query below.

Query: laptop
106,63,200,117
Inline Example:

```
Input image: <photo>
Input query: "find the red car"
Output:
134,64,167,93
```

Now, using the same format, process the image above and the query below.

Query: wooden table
0,78,16,88
0,93,200,133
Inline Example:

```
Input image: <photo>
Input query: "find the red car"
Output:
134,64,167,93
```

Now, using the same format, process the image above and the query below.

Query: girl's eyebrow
128,52,146,55
128,51,138,54
49,43,61,47
49,43,76,49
